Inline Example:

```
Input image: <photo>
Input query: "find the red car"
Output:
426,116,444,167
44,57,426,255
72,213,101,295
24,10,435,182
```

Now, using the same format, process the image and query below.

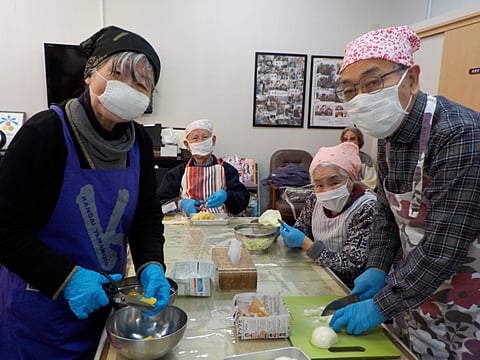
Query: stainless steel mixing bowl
106,305,187,359
233,223,279,253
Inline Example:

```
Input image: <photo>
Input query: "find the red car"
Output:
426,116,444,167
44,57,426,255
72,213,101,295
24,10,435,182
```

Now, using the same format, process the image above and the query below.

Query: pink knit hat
309,142,361,180
340,25,420,73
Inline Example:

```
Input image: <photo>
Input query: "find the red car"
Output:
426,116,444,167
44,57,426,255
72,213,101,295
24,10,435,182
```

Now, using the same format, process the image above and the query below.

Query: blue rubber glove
180,198,199,216
206,190,227,208
279,222,305,248
329,298,387,335
140,264,170,316
63,266,122,319
351,268,387,300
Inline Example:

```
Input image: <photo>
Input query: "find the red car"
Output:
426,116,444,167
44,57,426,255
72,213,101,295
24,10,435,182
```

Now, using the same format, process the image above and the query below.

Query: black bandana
80,25,161,84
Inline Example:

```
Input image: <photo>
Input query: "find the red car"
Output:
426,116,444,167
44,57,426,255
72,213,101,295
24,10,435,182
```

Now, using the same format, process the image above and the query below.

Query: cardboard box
212,247,257,291
168,260,215,297
233,292,290,340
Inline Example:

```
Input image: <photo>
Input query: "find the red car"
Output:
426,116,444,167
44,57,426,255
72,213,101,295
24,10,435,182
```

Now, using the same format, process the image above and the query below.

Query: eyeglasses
335,67,406,102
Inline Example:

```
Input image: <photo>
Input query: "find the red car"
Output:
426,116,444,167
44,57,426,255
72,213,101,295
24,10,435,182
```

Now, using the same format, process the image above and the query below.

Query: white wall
3,0,474,211
413,34,444,95
428,0,480,17
411,2,480,97
0,0,101,113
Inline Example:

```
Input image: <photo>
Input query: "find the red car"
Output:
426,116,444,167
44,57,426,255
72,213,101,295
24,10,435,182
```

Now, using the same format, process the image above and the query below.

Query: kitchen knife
321,294,360,316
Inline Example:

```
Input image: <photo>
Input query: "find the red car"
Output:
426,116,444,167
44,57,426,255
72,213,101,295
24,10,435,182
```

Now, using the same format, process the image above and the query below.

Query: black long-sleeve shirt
0,100,165,298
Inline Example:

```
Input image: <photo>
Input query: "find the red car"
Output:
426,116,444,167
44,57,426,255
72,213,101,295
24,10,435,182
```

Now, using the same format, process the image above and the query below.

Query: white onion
310,325,339,349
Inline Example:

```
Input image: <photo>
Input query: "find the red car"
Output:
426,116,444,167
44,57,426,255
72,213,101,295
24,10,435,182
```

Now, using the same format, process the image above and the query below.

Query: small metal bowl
112,276,178,309
106,305,187,360
234,223,279,254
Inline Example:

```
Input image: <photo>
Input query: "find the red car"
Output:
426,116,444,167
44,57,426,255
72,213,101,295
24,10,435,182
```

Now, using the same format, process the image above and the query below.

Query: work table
96,216,416,360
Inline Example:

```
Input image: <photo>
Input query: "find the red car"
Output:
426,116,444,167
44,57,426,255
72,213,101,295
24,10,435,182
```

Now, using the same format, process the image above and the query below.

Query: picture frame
0,111,25,151
307,56,352,128
253,52,307,128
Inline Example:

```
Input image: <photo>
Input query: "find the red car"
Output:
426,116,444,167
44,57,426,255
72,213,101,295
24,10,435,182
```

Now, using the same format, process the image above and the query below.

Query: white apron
384,95,480,359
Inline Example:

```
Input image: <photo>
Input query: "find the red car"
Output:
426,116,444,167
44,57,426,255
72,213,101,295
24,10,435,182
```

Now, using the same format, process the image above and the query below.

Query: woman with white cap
158,119,250,216
280,142,377,289
329,26,480,359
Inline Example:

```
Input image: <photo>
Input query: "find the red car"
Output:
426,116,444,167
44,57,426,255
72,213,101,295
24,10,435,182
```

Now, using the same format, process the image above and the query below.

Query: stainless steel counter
97,216,415,360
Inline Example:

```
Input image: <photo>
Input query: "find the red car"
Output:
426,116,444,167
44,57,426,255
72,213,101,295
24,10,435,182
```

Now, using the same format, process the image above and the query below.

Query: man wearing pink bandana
330,26,480,359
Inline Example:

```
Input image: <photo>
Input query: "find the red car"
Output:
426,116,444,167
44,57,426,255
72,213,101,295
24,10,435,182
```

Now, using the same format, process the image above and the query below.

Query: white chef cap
185,119,213,138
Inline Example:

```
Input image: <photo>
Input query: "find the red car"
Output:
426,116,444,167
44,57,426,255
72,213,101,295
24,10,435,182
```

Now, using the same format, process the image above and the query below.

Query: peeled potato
140,296,157,305
310,325,339,349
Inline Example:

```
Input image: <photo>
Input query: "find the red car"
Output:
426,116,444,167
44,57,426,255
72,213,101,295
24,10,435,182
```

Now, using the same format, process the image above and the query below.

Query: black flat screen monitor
43,43,153,113
44,43,86,106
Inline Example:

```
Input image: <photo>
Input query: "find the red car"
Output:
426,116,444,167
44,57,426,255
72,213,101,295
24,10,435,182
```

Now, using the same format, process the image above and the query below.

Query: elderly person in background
158,119,249,216
279,142,377,289
340,126,378,191
329,26,480,359
0,26,170,358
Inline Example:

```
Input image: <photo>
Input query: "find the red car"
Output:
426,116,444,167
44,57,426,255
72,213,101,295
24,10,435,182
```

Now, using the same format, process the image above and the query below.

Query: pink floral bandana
309,142,361,180
340,25,420,73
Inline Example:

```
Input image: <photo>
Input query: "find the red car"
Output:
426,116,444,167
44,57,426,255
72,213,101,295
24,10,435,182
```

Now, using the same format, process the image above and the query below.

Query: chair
268,149,313,225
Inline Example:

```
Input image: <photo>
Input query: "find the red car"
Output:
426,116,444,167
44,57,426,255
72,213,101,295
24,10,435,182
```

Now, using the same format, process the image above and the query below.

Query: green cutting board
283,296,401,359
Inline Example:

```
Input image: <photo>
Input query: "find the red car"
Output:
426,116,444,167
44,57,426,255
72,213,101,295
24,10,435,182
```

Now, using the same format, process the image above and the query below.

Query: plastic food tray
224,346,309,360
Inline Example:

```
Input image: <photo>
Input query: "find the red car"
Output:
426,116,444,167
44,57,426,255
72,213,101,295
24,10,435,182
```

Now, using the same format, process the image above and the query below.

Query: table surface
96,216,416,360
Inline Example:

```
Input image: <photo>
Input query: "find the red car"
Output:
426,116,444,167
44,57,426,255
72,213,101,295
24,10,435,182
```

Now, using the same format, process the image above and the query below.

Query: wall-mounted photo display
253,52,307,128
308,56,352,128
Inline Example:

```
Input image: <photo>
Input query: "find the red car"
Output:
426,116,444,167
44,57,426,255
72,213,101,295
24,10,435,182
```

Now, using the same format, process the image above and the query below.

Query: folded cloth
261,164,311,187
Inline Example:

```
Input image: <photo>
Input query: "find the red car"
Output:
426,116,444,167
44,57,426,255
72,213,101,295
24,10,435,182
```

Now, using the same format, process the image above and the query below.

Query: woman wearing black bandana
0,26,169,359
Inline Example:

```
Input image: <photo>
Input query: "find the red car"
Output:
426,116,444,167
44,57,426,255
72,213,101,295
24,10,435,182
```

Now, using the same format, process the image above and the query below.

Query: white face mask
92,71,150,120
188,137,214,156
343,70,412,139
315,182,351,212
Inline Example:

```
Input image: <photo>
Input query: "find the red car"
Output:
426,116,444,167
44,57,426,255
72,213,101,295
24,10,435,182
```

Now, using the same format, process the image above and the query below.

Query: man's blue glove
351,268,386,300
63,266,122,319
140,264,170,315
329,298,387,335
206,190,227,208
279,222,305,248
180,198,199,216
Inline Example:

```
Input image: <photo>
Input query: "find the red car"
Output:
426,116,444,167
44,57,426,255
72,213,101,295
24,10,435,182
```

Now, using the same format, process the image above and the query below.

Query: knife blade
321,294,360,316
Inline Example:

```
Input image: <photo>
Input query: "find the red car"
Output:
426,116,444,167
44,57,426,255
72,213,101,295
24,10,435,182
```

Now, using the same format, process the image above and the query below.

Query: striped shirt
371,91,480,318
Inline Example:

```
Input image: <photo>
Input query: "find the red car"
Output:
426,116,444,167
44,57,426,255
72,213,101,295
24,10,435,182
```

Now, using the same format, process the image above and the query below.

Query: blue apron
0,105,140,359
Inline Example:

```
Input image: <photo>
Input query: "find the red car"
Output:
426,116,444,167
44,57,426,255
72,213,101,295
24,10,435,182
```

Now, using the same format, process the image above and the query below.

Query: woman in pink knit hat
280,142,377,288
